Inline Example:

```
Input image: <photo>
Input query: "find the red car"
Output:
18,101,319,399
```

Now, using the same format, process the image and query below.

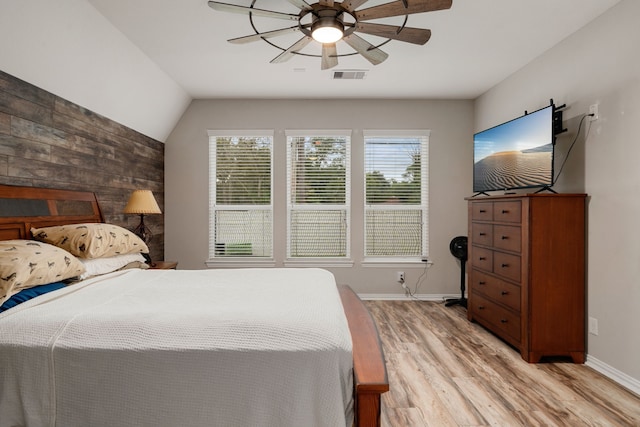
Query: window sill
284,259,354,268
205,259,276,269
362,258,430,268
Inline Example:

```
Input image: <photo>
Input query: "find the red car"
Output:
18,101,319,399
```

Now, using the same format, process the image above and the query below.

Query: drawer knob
501,263,509,268
479,232,486,236
478,281,486,285
501,210,509,214
479,257,487,261
478,306,485,310
501,291,509,295
479,209,487,213
500,319,508,323
501,235,508,240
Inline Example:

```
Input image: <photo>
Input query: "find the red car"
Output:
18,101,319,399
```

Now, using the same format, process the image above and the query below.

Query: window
286,131,351,259
364,130,429,260
208,131,273,260
207,128,428,266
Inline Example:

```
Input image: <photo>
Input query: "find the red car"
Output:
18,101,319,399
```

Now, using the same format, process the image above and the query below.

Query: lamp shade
123,190,161,215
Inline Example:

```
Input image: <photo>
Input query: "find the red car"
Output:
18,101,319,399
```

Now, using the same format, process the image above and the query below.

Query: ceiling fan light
311,17,344,44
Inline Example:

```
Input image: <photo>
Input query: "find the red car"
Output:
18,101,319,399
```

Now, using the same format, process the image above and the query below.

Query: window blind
286,131,351,258
364,130,429,259
208,131,273,259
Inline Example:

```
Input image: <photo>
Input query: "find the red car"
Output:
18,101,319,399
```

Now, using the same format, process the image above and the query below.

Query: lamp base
132,214,153,243
132,214,153,264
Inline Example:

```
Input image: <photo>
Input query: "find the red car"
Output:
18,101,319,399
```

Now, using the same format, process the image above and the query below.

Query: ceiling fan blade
287,0,312,11
342,0,370,12
355,22,431,45
321,43,339,70
356,0,452,21
208,1,299,21
228,26,301,44
270,36,313,64
342,33,389,65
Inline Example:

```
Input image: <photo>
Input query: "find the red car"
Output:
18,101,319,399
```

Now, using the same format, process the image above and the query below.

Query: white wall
165,99,474,297
475,0,640,391
0,0,190,142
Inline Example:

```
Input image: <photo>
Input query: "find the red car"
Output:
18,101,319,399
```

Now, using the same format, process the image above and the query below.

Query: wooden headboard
0,184,103,241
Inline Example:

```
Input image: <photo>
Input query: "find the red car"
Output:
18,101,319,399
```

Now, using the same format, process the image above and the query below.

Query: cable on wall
554,113,593,184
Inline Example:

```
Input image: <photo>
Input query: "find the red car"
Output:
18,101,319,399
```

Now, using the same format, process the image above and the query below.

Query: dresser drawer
493,225,521,253
493,201,521,223
471,292,521,343
471,270,521,312
493,251,521,282
471,223,493,247
471,202,493,221
471,246,493,272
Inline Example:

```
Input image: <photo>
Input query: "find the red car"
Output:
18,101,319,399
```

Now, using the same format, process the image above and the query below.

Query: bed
0,184,388,427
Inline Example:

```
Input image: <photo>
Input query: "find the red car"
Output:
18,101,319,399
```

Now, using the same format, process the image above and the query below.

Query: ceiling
87,0,621,100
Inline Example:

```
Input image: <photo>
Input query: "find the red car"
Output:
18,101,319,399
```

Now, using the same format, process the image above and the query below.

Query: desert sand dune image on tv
474,144,553,191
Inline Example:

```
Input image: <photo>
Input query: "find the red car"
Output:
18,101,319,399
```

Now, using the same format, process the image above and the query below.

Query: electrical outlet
397,271,405,283
589,103,599,121
589,317,599,335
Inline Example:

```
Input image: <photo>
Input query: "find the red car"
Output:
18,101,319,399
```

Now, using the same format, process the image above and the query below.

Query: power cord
404,260,432,300
554,113,593,184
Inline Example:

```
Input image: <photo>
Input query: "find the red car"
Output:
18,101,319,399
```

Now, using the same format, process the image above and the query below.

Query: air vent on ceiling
333,70,368,80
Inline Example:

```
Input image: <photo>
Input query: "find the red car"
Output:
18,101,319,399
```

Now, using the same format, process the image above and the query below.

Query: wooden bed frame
0,184,389,427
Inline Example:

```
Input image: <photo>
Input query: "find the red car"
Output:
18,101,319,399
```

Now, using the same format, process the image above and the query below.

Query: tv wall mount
524,99,567,140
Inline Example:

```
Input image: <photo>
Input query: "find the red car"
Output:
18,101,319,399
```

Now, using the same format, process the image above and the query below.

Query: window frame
206,129,275,267
363,129,430,263
285,129,352,264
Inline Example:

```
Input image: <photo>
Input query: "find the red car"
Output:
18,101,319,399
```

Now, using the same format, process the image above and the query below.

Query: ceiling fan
207,0,453,70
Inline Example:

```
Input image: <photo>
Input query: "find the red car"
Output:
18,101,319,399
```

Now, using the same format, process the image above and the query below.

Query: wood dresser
466,193,587,363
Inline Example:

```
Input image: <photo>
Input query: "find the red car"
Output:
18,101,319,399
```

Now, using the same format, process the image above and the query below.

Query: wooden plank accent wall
0,70,165,261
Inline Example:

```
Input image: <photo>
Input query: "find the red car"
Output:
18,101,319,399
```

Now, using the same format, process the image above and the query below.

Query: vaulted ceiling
87,0,621,100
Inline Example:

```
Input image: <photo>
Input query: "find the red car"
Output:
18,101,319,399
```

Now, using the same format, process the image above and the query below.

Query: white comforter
0,268,353,427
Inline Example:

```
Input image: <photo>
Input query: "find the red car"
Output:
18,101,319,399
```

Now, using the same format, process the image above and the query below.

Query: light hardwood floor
364,300,640,426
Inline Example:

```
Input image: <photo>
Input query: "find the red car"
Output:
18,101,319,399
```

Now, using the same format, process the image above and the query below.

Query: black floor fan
446,236,468,308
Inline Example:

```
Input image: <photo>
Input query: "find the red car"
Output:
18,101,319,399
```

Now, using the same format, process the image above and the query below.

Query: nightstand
149,261,178,270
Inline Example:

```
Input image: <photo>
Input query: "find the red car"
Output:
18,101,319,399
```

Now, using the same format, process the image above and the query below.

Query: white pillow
78,253,147,280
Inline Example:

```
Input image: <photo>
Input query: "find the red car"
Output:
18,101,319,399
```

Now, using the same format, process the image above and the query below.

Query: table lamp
123,190,161,244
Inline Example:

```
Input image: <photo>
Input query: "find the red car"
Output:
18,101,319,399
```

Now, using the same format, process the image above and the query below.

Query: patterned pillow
31,223,149,259
0,240,85,306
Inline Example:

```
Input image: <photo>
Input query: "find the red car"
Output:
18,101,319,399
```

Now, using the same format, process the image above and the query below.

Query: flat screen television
473,104,555,193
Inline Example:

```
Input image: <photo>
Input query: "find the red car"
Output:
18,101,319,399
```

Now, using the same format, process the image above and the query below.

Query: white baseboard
358,293,458,301
586,354,640,397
